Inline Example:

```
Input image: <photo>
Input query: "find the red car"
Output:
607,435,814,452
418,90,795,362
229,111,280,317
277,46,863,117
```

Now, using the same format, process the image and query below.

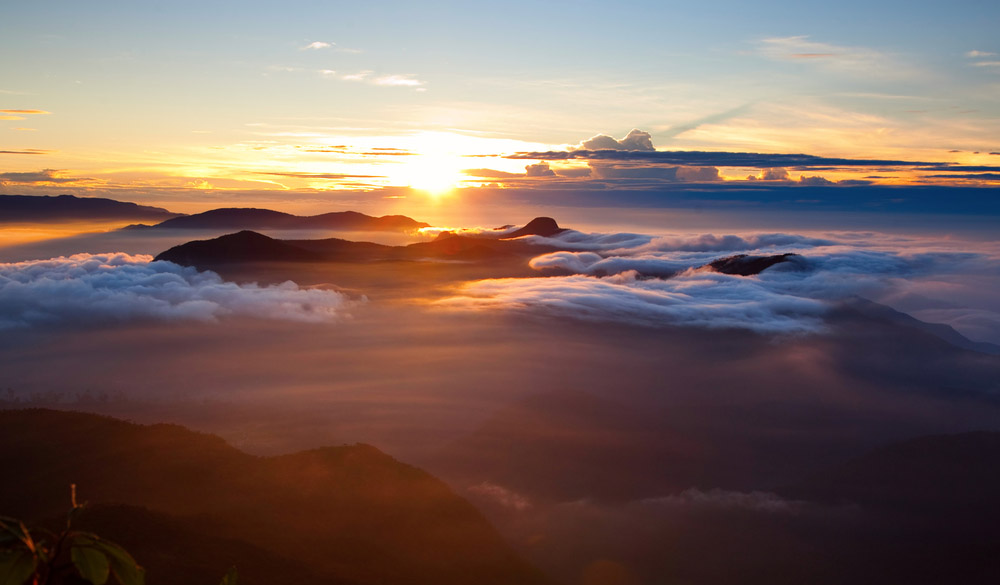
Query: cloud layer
0,253,351,329
440,229,1000,338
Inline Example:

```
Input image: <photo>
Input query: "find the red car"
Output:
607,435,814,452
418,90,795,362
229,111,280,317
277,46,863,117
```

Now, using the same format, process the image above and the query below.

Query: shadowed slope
0,409,550,585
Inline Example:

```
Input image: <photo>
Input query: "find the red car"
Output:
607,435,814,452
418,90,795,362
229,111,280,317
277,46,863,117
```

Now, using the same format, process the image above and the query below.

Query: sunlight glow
396,132,470,195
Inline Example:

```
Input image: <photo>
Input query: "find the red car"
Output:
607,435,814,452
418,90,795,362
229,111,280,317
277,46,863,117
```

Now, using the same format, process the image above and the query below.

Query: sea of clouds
0,253,351,329
440,229,1000,341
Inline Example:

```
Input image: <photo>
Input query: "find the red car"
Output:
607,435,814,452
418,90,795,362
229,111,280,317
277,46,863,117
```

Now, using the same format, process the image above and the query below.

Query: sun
396,132,469,195
404,153,464,195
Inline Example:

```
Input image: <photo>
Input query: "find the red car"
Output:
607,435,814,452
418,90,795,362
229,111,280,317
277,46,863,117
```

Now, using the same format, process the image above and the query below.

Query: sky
2,0,1000,213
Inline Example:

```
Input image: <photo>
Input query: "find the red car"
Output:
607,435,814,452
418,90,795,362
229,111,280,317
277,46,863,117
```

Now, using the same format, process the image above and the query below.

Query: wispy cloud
323,70,426,90
0,149,50,155
373,74,424,87
0,169,78,184
757,36,903,77
966,50,997,58
300,40,362,53
0,109,51,115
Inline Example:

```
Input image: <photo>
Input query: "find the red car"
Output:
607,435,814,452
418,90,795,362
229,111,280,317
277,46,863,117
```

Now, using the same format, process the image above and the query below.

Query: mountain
154,226,562,267
154,230,323,264
132,207,429,232
706,253,801,276
0,409,550,585
500,217,566,239
0,194,181,223
841,296,1000,355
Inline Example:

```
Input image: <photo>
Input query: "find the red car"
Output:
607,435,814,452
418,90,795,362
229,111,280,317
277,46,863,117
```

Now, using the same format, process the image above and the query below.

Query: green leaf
218,566,238,585
0,549,37,585
71,545,110,585
89,540,144,585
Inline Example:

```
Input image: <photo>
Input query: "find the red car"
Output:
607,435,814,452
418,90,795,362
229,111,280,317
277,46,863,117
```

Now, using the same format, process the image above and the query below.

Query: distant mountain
841,296,1000,355
0,409,550,585
500,217,566,239
154,225,563,267
131,207,429,232
0,194,181,222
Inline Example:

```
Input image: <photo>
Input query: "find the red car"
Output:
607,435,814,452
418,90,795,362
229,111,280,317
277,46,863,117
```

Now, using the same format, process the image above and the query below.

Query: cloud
758,167,790,181
971,61,1000,68
0,109,50,115
643,489,802,514
467,482,532,511
437,270,830,334
373,74,424,87
799,175,836,186
301,41,332,50
0,254,352,329
577,129,655,151
0,169,77,184
331,71,425,89
0,149,50,155
525,162,555,177
438,228,1000,337
756,36,902,77
966,50,997,58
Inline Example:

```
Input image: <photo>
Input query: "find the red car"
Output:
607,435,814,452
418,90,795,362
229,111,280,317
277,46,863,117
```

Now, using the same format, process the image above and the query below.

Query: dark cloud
799,175,836,186
0,254,352,329
506,149,963,170
0,149,51,155
927,173,1000,180
0,169,77,183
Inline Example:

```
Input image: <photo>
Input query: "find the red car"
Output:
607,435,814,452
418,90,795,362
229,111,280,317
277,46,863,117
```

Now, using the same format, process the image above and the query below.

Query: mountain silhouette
501,217,566,239
132,207,429,232
706,253,801,276
0,409,550,585
0,194,180,223
154,228,562,267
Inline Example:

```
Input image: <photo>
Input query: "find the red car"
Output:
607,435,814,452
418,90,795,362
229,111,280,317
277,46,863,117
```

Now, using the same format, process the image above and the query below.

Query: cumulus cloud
577,129,655,151
525,162,555,177
758,167,790,181
799,175,836,186
302,41,332,50
0,254,351,329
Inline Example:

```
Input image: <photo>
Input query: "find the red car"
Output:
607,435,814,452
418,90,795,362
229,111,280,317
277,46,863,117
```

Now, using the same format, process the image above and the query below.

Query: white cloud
966,50,997,58
577,129,655,151
757,36,905,77
373,74,424,87
302,41,332,50
438,229,1000,338
0,253,352,329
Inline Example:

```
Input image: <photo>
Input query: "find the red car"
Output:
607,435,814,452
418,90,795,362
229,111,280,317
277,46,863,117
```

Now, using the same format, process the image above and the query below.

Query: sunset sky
2,1,1000,212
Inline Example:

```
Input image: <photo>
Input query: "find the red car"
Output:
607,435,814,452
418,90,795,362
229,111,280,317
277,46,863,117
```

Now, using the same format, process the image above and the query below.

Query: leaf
0,549,37,585
218,566,238,585
89,540,144,585
0,518,32,550
71,545,110,585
